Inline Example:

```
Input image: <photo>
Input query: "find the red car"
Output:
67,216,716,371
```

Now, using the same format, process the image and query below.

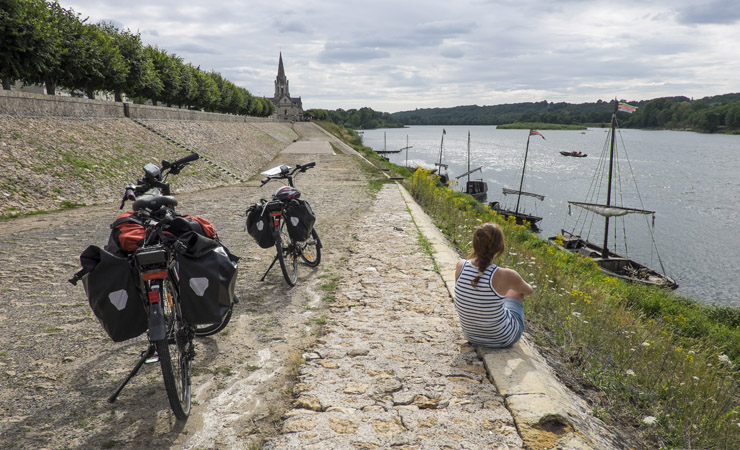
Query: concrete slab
281,140,334,154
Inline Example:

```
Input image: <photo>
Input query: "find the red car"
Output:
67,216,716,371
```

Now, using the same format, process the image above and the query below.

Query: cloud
274,19,310,34
319,42,391,63
674,1,740,25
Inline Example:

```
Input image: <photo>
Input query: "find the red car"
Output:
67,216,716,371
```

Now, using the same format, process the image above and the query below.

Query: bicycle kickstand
108,344,156,403
260,253,280,281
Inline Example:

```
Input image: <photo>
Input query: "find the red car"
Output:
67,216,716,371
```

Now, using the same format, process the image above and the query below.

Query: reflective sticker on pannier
109,289,129,311
291,217,300,227
189,277,209,296
256,221,264,231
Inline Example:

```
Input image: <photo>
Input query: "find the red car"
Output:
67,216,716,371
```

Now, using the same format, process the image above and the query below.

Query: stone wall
0,90,271,123
0,90,124,119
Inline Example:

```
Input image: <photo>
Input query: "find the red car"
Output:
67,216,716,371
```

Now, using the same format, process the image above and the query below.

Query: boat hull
550,231,678,289
466,180,488,202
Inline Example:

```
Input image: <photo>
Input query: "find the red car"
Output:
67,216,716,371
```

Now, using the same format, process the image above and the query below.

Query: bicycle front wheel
276,226,298,286
298,228,321,267
157,278,192,419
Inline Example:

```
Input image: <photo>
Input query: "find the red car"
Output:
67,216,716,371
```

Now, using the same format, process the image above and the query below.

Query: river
361,125,740,307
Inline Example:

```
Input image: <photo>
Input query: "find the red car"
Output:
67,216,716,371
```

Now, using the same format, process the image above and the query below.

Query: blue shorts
504,297,525,343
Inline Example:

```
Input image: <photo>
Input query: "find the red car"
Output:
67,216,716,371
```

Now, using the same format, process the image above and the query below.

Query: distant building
271,53,303,121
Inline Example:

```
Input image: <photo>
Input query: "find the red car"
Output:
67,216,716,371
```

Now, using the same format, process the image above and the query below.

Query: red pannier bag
107,212,219,255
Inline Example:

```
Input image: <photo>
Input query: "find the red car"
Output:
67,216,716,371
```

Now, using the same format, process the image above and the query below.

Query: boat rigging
549,100,677,289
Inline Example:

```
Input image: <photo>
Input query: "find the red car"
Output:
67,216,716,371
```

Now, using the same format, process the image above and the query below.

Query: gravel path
0,122,387,449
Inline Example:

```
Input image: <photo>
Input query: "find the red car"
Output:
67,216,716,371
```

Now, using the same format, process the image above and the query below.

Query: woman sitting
453,222,533,347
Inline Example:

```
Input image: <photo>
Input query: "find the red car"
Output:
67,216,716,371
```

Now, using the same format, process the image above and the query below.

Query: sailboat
454,131,488,201
434,129,450,185
549,100,678,289
489,129,545,229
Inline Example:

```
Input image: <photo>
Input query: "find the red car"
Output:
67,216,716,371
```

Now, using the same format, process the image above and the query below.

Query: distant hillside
390,94,740,133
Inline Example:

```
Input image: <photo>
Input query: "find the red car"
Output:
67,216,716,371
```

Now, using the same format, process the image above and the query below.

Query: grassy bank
407,170,740,449
317,121,740,448
496,122,587,130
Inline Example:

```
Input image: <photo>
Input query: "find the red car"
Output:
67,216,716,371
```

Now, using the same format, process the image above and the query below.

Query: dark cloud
674,1,740,24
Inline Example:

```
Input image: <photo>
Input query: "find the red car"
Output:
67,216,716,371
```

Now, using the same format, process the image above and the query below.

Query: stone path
265,184,524,450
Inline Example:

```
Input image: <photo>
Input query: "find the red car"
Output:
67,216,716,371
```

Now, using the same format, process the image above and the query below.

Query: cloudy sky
62,0,740,113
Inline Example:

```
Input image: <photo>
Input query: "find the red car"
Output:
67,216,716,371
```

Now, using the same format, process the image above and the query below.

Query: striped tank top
453,260,521,347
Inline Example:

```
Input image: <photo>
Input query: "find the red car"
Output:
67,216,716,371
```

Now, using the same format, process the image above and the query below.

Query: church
271,53,303,121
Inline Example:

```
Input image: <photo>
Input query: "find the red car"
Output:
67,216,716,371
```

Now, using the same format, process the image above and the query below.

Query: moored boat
560,151,587,157
489,129,545,229
549,100,677,289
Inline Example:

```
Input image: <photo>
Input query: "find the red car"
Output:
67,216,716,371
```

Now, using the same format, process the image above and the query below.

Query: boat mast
437,130,445,170
602,100,619,258
467,131,471,186
515,131,532,214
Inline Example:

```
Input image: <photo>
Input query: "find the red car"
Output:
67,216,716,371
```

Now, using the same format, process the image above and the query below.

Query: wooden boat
548,100,677,289
489,129,544,229
560,151,587,157
454,131,488,201
434,129,450,185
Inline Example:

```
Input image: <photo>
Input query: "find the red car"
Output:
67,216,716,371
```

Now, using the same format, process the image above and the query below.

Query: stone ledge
398,183,624,450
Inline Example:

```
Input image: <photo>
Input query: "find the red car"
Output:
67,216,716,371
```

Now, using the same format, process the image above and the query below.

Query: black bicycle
71,153,238,420
246,162,321,286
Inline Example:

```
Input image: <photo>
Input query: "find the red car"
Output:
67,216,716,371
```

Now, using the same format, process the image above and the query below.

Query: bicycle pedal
145,355,160,364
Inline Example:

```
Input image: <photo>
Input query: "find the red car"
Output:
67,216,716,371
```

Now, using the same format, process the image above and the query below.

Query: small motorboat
560,151,587,157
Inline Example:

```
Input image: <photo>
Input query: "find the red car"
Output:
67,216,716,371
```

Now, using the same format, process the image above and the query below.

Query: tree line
305,107,404,129
389,95,740,133
0,0,274,117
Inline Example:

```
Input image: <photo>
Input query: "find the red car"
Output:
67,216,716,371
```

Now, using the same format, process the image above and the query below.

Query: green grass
496,122,587,130
406,169,740,449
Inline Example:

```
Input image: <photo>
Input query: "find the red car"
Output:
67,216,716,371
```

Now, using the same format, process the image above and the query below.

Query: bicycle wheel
276,224,298,286
156,278,192,419
194,305,233,337
298,228,321,267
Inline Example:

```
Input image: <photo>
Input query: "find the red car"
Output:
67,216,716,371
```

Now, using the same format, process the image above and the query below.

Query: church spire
277,52,285,79
274,52,289,98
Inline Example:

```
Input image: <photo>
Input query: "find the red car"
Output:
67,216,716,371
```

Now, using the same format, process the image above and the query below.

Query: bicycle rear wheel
276,225,298,286
157,278,192,419
298,228,321,267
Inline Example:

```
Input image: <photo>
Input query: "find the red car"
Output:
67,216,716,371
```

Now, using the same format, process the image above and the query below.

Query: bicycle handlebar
259,161,316,187
120,153,199,209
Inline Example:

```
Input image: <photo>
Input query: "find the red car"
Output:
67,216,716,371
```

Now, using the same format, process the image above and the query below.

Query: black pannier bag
176,232,239,325
70,245,148,342
284,199,315,242
246,203,277,248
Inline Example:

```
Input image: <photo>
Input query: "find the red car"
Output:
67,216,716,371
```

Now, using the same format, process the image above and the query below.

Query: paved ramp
281,140,334,154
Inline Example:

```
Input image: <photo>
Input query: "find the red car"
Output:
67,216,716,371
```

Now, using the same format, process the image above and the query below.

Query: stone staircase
130,118,247,183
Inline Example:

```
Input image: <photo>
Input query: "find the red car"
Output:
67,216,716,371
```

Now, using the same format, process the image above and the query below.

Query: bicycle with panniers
246,162,321,286
69,153,239,420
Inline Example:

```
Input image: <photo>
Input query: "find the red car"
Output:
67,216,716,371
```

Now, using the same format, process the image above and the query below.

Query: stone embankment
0,116,630,449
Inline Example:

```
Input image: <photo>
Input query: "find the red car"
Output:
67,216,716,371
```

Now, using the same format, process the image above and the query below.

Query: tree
192,68,219,111
72,23,127,99
145,46,181,106
0,0,49,89
100,23,155,102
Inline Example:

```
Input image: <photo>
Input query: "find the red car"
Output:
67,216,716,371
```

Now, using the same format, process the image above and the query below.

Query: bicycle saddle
133,195,178,212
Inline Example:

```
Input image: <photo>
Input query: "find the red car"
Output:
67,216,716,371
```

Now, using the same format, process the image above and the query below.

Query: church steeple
274,52,289,98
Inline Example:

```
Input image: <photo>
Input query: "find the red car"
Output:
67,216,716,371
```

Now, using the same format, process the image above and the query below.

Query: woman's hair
468,223,505,287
